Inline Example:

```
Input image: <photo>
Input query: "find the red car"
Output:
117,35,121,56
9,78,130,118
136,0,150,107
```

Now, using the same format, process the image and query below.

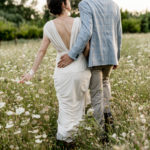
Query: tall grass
0,34,150,150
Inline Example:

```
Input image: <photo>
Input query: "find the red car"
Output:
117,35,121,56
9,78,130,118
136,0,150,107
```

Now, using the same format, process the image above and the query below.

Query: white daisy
28,129,39,134
20,118,30,126
32,114,41,119
16,107,25,115
25,111,30,116
6,111,15,116
0,102,6,109
5,121,14,129
0,91,4,95
25,81,32,85
14,129,21,135
112,133,117,139
35,135,42,139
85,127,92,131
35,139,42,144
0,77,5,81
0,124,2,129
121,132,126,138
42,133,47,138
16,96,23,101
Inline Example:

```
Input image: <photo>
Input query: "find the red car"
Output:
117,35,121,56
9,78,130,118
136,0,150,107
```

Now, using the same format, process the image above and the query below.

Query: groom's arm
68,1,93,60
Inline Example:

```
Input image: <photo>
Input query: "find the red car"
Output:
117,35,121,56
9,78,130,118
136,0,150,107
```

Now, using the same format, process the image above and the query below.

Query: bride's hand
20,73,33,83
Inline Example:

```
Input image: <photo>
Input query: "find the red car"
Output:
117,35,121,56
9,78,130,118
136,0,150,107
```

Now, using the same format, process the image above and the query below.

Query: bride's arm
20,36,50,83
30,36,50,74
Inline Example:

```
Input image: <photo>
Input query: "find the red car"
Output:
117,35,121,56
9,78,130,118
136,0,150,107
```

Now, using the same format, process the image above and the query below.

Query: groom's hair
47,0,67,15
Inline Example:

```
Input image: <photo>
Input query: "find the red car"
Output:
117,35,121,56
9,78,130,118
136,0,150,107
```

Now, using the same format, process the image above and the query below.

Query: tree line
121,10,150,33
0,0,150,41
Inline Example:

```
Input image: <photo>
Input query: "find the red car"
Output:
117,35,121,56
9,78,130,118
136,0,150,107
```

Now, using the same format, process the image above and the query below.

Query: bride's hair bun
47,0,67,15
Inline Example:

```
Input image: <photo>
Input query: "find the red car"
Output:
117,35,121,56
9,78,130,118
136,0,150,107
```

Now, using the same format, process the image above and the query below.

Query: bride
20,0,91,145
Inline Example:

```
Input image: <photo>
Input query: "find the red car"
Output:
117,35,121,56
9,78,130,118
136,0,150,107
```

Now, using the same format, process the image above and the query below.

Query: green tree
121,10,131,20
122,18,141,33
140,14,149,33
147,13,150,31
0,0,39,25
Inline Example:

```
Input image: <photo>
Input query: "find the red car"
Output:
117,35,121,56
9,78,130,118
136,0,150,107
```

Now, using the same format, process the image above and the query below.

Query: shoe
104,113,114,132
56,140,76,150
99,130,109,144
56,140,66,149
64,142,76,150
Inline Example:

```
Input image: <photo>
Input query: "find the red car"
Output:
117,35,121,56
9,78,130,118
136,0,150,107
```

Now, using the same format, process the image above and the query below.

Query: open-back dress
43,17,91,142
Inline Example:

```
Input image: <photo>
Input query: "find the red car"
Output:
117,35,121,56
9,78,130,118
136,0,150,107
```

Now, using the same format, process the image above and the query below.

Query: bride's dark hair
47,0,67,15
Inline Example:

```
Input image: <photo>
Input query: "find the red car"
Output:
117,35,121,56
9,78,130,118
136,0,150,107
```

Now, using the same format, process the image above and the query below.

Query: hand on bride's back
20,73,33,83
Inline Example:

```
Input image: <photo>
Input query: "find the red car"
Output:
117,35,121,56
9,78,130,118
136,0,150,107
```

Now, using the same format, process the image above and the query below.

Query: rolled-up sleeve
68,1,93,60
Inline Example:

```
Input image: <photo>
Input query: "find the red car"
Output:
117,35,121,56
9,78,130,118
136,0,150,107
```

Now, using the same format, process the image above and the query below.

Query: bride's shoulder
43,20,53,30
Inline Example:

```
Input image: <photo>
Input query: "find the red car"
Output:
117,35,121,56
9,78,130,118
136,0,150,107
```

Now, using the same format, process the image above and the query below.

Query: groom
58,0,122,132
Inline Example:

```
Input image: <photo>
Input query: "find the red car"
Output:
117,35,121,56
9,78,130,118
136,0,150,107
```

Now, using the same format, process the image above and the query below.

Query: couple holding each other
20,0,122,144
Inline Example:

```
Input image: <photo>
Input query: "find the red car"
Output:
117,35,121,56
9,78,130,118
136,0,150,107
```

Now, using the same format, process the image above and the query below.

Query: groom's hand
58,54,74,68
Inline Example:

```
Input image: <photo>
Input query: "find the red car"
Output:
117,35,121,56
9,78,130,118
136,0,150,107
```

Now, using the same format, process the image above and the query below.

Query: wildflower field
0,34,150,150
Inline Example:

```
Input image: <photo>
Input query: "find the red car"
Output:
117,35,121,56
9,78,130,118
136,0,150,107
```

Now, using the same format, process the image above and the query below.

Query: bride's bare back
53,17,74,50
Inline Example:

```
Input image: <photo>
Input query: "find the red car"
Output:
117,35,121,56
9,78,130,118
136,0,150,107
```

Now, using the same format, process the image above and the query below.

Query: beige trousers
89,65,113,125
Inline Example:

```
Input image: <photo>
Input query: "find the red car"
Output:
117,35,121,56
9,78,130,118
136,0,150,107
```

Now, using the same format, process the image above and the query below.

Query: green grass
0,34,150,150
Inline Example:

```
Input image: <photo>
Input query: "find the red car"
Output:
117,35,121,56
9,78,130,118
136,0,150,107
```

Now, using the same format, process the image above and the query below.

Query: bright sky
36,0,150,12
114,0,150,12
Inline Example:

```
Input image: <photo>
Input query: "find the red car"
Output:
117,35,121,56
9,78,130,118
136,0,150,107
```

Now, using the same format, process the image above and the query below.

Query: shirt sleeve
68,1,93,60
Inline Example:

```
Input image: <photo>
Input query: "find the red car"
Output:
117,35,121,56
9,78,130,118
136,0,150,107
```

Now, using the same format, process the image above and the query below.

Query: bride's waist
54,54,87,73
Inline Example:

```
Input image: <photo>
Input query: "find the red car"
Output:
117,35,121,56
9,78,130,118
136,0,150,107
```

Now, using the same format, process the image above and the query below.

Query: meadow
0,34,150,150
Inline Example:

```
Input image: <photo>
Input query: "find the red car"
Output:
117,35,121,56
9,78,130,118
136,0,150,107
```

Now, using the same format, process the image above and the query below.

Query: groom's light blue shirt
68,0,122,67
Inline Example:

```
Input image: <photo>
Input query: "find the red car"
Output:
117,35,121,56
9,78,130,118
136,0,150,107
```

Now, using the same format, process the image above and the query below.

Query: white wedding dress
43,17,91,142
